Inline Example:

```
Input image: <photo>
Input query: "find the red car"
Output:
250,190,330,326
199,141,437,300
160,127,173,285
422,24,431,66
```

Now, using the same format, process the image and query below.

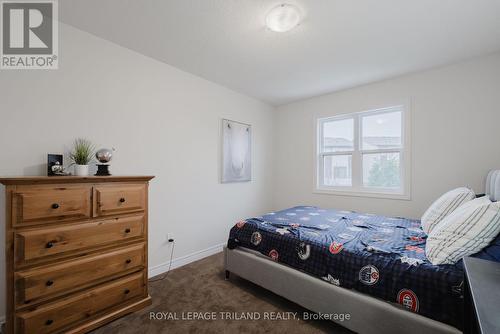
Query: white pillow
421,187,475,234
425,196,500,265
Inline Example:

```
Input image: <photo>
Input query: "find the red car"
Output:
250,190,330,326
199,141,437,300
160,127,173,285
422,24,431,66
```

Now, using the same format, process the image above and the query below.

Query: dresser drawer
13,186,91,225
16,272,145,334
94,184,146,217
15,215,144,264
16,243,145,306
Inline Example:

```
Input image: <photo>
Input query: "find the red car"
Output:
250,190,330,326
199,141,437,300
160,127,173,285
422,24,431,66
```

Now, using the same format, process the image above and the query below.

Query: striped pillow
425,197,500,265
421,187,475,234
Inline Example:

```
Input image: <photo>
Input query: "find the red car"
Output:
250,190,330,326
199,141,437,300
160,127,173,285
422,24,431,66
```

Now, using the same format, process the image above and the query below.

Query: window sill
314,187,411,200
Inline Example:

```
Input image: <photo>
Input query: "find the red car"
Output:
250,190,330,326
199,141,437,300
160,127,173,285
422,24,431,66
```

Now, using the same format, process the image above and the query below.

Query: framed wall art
221,119,251,183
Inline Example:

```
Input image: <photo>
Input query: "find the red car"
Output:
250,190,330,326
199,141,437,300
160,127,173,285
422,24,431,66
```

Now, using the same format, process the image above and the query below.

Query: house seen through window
317,106,407,196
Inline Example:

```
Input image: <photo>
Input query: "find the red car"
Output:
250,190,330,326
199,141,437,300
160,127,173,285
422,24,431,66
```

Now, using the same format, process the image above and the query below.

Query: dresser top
463,257,500,334
0,175,155,185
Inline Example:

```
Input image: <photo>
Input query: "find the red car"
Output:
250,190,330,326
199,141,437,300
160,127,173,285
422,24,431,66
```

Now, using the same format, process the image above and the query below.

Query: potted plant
70,138,95,176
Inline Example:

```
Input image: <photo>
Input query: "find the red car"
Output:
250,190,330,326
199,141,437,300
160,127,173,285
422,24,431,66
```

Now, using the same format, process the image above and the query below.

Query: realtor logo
1,0,58,69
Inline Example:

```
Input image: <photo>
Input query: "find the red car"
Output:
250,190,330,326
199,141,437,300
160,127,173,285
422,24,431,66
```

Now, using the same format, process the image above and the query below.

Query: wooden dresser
0,176,154,334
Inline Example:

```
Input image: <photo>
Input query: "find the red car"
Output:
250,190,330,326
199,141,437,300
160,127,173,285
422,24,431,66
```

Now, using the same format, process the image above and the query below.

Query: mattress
227,206,464,329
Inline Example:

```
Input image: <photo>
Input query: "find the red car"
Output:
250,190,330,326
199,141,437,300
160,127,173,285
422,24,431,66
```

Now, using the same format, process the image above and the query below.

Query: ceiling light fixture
265,4,301,32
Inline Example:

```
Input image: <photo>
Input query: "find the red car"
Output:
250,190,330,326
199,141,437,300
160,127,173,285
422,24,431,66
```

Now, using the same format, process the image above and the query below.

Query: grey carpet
91,252,353,334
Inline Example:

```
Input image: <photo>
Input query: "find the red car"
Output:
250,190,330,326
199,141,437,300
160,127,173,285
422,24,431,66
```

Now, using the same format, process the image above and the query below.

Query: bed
224,172,500,333
225,206,472,334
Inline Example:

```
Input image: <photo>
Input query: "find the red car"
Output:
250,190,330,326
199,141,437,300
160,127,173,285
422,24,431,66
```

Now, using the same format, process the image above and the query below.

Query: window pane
322,118,354,152
323,155,352,186
362,110,401,150
363,153,400,188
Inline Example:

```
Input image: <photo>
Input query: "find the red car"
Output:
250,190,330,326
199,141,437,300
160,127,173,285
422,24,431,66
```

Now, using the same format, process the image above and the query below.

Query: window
316,106,409,199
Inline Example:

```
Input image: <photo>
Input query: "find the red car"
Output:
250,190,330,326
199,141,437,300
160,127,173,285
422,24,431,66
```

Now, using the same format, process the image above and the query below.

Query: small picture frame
47,154,64,176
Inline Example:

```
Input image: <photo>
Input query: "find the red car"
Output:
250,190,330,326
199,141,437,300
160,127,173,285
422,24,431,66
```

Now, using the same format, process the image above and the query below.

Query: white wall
1,19,500,325
0,23,274,319
273,52,500,219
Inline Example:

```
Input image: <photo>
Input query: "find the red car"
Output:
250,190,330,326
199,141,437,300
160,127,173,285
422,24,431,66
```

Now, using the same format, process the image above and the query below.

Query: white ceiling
60,0,500,106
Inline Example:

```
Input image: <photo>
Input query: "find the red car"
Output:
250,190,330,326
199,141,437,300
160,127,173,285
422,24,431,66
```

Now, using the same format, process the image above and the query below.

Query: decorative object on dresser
95,148,114,176
47,154,69,176
0,175,154,334
69,138,96,176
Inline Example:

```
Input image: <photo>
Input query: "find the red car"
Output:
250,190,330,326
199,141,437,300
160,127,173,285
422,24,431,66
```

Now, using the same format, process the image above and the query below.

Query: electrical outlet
167,233,175,243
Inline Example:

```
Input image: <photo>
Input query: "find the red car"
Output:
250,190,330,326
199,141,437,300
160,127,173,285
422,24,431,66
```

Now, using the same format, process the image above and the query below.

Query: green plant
367,155,400,188
69,138,95,165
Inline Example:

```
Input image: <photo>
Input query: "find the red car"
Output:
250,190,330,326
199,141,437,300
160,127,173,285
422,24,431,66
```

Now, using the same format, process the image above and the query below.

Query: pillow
426,196,500,265
421,187,475,234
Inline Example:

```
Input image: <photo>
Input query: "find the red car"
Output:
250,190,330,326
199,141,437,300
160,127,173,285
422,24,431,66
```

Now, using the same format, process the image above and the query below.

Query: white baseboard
148,243,225,278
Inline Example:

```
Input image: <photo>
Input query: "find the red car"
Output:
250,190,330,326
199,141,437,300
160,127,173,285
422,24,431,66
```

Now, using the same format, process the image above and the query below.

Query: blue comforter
227,206,464,328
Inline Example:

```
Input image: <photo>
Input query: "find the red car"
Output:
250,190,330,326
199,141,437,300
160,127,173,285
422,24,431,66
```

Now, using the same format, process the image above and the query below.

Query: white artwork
222,119,251,183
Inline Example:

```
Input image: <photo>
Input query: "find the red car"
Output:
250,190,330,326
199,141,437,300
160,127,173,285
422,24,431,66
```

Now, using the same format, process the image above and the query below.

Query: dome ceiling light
265,4,301,32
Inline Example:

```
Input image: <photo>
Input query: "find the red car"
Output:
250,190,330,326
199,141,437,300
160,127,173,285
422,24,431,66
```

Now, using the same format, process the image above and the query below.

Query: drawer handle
124,289,130,295
46,280,54,286
51,203,60,209
45,319,53,326
125,228,131,233
46,242,54,248
125,259,132,264
119,198,126,203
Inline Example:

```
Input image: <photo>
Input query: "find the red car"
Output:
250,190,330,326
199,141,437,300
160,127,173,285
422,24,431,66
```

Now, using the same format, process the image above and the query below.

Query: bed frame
224,246,461,334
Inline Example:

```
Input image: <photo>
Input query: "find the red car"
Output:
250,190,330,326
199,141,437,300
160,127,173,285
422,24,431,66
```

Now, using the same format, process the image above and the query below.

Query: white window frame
314,105,411,200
